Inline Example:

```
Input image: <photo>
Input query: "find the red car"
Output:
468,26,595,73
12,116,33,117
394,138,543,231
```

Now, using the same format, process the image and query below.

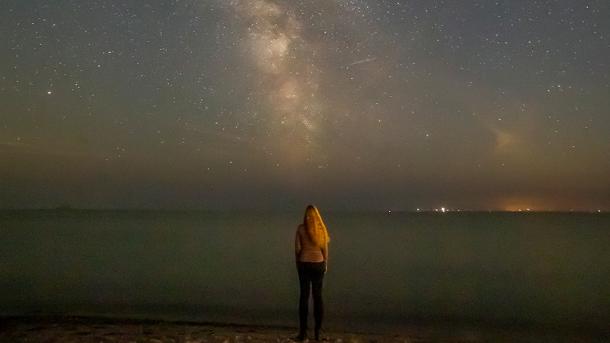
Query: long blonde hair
303,205,330,247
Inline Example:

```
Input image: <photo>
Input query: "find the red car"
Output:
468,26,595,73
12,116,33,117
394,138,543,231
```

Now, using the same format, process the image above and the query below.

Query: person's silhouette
294,205,330,341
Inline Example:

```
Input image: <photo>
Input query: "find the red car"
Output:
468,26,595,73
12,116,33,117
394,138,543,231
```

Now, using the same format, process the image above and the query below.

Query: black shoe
292,333,307,341
314,330,328,341
314,329,319,341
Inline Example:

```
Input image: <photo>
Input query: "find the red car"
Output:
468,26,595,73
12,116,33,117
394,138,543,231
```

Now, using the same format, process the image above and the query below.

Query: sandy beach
1,315,607,343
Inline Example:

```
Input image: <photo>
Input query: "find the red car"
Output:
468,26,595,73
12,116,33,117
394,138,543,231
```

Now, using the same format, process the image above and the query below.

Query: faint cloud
489,127,519,153
0,140,93,158
0,141,27,148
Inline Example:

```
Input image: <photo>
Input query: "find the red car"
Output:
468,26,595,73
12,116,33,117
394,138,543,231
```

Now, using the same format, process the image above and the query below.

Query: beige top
295,224,328,263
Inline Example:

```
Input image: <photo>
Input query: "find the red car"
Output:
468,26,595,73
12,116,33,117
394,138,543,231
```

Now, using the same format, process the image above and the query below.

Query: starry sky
1,0,609,211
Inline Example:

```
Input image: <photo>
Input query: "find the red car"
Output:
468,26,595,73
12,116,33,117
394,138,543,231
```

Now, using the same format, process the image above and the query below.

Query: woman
294,205,330,341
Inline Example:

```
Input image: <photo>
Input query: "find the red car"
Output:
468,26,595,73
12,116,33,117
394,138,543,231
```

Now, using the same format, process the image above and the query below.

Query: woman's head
303,204,330,247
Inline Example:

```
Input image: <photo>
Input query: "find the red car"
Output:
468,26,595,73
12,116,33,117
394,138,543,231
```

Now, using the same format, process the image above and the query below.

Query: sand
0,315,606,343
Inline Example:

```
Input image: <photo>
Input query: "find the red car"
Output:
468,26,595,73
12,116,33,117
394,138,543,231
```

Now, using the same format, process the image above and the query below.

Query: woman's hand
324,262,327,274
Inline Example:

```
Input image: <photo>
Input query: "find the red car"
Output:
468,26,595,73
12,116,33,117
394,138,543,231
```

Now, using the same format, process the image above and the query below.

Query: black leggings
297,261,325,334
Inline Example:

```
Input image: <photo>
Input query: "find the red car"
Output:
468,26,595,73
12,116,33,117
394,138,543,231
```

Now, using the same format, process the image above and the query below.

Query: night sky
1,0,609,211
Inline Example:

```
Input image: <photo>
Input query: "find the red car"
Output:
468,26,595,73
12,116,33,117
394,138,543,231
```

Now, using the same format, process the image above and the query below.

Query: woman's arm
321,240,328,273
295,226,302,264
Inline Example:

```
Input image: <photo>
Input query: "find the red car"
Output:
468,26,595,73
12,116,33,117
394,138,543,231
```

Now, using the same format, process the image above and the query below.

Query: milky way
229,0,325,167
0,0,609,210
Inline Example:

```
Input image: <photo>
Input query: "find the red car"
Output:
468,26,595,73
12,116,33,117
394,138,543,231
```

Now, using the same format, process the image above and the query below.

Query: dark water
1,210,609,333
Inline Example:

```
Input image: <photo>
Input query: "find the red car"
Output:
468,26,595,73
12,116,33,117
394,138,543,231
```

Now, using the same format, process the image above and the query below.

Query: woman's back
296,224,326,262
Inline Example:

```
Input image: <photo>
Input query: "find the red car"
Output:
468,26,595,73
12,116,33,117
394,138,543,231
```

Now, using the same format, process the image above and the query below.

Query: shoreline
1,315,608,342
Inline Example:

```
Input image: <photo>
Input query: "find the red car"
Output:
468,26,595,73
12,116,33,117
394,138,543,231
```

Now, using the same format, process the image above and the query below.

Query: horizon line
0,207,608,213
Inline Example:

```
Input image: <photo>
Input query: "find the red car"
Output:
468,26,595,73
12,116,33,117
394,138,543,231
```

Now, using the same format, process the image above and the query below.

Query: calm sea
1,210,609,333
